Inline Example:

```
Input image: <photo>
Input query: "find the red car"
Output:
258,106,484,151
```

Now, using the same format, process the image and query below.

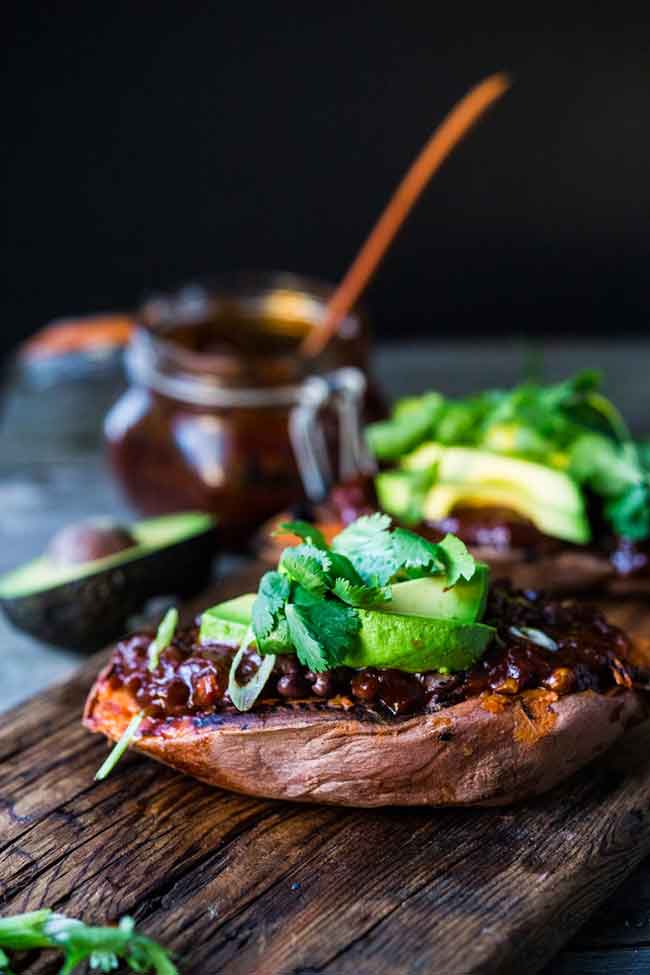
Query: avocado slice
200,586,494,673
347,612,494,672
422,483,590,544
389,567,489,623
0,512,216,651
200,568,489,646
397,443,590,544
375,470,434,525
201,593,256,645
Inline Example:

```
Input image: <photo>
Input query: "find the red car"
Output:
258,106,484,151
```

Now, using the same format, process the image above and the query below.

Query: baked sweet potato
84,666,647,808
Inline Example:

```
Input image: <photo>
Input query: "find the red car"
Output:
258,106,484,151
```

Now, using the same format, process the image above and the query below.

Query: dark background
4,4,650,354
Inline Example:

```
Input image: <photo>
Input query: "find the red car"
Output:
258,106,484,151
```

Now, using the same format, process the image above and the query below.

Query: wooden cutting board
2,565,650,975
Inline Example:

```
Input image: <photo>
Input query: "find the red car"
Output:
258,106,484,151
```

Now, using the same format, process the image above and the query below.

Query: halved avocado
0,512,216,651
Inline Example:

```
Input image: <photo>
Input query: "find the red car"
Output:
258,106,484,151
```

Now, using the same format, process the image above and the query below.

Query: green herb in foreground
0,910,177,974
285,597,361,672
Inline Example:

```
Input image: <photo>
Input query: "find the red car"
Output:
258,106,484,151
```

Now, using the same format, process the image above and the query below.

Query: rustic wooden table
1,339,649,973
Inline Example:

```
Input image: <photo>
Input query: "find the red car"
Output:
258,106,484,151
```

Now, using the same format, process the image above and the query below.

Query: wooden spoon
300,72,511,359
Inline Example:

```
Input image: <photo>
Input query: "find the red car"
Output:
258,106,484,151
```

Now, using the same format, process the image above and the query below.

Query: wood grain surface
2,568,650,975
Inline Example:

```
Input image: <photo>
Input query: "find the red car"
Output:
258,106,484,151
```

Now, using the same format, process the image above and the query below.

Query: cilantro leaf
275,520,327,549
256,617,292,654
436,397,492,444
390,528,445,574
285,601,360,672
332,515,478,588
437,533,477,586
638,442,650,470
292,584,322,608
570,433,650,540
370,370,613,466
304,599,361,663
366,392,443,461
280,544,331,594
284,604,330,672
606,483,650,541
331,513,396,585
570,434,640,496
252,571,290,640
332,577,392,607
326,550,364,586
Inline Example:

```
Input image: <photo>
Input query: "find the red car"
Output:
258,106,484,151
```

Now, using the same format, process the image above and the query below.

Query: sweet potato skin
84,671,647,807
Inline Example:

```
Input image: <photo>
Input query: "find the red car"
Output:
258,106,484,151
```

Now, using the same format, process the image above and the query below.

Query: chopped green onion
95,711,144,781
148,607,178,671
227,625,276,712
510,626,558,652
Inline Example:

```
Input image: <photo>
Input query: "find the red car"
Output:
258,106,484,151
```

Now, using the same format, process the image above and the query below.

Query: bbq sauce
106,585,636,723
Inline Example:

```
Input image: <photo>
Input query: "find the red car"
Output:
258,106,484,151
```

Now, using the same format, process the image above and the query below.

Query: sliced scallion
148,607,179,671
95,711,144,781
510,626,559,652
227,625,276,712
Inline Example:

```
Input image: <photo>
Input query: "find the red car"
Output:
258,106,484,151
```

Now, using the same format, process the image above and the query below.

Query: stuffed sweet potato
84,517,649,806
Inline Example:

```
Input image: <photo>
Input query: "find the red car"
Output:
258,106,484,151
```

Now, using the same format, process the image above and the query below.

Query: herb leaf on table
0,910,177,974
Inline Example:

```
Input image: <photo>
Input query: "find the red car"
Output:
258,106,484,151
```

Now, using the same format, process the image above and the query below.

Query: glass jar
105,272,381,548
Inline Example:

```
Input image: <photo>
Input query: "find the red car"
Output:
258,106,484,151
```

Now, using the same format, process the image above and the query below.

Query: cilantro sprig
0,910,176,974
332,514,476,588
243,515,477,685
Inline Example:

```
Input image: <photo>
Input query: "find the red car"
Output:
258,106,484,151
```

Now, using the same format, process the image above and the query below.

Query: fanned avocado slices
0,512,216,651
201,565,493,675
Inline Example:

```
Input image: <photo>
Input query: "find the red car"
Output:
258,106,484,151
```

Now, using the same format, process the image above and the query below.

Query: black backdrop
4,4,650,354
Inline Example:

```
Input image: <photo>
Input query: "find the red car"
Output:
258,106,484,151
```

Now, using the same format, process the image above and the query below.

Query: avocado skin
0,520,216,652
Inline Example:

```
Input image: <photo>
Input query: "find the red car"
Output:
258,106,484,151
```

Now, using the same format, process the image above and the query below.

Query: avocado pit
47,521,137,566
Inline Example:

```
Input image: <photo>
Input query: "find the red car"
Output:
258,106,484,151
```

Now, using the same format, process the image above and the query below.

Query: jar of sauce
105,272,381,548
